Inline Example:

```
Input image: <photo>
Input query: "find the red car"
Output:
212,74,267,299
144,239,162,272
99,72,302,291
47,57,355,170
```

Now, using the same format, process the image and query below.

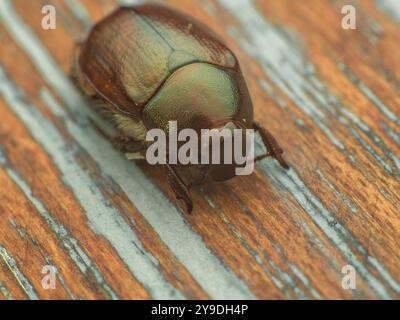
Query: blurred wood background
0,0,399,299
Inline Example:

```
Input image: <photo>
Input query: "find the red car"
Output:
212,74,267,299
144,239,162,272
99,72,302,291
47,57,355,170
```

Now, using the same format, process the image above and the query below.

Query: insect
72,4,289,213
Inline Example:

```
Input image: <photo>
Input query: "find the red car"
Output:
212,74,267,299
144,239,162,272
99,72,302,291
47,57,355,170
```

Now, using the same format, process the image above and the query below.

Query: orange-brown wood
0,0,399,299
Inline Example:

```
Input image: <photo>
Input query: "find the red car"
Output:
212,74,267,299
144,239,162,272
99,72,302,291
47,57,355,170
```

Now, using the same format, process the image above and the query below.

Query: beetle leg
253,121,289,169
112,135,147,154
187,165,211,187
166,164,193,214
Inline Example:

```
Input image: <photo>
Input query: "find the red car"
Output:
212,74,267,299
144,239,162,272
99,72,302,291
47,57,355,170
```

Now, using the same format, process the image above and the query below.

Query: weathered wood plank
0,0,399,299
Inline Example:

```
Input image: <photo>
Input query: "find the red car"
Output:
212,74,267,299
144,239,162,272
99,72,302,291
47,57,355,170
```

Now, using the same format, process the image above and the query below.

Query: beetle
72,4,289,213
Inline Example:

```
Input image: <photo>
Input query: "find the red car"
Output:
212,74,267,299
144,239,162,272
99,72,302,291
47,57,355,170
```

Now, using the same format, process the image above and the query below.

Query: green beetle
72,4,288,213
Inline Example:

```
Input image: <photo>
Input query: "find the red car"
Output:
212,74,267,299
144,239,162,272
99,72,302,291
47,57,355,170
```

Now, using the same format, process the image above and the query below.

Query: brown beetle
72,4,288,213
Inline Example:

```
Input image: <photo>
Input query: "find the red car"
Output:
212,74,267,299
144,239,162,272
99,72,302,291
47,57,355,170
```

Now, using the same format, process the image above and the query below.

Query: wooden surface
0,0,399,299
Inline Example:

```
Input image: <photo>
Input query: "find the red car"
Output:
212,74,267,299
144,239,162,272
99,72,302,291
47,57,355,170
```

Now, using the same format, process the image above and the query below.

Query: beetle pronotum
72,4,288,213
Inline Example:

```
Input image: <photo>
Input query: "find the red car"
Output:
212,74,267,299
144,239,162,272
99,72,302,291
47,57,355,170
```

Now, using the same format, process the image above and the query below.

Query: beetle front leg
166,164,193,214
253,121,289,169
112,135,147,155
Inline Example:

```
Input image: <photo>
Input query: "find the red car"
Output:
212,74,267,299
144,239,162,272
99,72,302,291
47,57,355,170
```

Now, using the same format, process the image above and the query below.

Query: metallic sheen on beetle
72,4,289,213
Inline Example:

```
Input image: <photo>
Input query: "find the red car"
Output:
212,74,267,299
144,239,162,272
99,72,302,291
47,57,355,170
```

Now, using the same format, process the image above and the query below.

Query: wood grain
0,0,399,299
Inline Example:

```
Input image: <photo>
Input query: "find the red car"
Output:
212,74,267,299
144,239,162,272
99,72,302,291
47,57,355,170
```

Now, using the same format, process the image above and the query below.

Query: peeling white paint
0,282,13,300
40,80,254,300
357,82,399,124
257,155,395,298
118,0,145,6
219,0,399,175
315,169,358,214
44,256,75,299
65,0,92,32
0,135,116,300
203,193,311,299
